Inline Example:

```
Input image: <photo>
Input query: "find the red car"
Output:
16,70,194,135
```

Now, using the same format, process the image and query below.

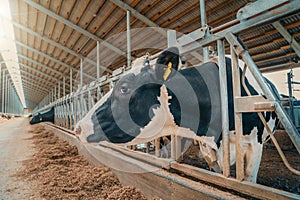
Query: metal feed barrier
33,0,300,198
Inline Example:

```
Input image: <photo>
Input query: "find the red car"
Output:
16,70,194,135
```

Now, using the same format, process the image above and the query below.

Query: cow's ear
155,47,179,81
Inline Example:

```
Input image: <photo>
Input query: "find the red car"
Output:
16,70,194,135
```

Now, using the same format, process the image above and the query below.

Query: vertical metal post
127,10,131,68
12,85,15,114
5,76,8,113
200,0,209,62
231,47,244,181
287,71,295,123
70,67,73,94
97,41,100,80
63,76,66,97
0,65,1,113
51,88,54,102
217,39,230,177
80,58,83,88
7,81,10,113
58,81,61,99
2,71,4,113
167,30,177,47
97,41,100,100
54,86,56,101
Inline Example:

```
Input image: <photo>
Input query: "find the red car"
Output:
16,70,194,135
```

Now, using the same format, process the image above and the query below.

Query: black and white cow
29,107,55,125
75,47,279,182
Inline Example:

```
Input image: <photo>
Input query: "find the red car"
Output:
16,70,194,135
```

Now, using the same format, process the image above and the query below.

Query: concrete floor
0,117,37,200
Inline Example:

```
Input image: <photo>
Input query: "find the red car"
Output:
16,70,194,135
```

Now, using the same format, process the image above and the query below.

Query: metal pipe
54,86,56,101
230,46,245,181
5,76,8,113
2,71,5,113
243,51,300,153
97,41,100,80
0,64,1,113
167,30,177,47
80,58,83,88
63,77,66,97
217,39,230,177
12,84,14,113
7,81,10,113
199,0,209,62
58,81,61,99
287,72,295,123
70,67,73,94
127,10,131,68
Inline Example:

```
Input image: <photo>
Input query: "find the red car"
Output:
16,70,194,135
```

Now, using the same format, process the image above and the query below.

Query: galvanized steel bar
5,76,8,113
226,32,300,153
54,86,56,101
1,71,4,113
272,21,300,57
127,10,131,68
58,81,61,99
199,0,209,62
179,0,300,54
217,39,230,177
230,46,245,181
167,30,177,47
70,67,73,94
97,41,100,80
63,77,65,97
80,58,83,88
0,64,1,112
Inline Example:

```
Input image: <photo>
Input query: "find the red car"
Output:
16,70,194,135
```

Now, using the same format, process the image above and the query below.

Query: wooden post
231,47,244,181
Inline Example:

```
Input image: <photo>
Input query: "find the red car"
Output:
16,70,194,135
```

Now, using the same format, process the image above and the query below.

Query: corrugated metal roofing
0,0,299,109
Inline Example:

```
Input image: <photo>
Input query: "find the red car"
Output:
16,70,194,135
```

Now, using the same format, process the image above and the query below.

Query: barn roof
0,0,299,109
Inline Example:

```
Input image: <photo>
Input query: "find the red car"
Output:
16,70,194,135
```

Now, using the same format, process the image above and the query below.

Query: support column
70,67,73,94
58,81,61,99
167,30,177,47
287,71,295,123
54,86,56,101
80,58,83,89
0,65,1,113
199,0,209,62
126,10,131,68
2,71,4,113
63,77,66,97
97,41,100,80
97,41,100,100
5,76,8,113
231,47,244,181
217,39,230,177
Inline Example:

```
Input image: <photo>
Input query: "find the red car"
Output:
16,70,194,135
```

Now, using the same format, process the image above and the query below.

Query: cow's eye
120,86,130,94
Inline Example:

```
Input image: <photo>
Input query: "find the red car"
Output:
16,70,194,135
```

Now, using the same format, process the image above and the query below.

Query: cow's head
75,47,180,143
29,113,42,124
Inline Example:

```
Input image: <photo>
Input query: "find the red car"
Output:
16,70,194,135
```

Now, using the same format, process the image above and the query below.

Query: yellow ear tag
163,62,172,80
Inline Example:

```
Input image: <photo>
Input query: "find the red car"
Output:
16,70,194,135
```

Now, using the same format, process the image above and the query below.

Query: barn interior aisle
0,117,39,199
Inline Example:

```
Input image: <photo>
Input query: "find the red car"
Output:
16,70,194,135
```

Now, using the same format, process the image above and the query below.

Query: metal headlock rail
32,0,300,198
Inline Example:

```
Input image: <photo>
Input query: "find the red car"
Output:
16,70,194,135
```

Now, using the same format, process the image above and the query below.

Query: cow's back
166,62,222,142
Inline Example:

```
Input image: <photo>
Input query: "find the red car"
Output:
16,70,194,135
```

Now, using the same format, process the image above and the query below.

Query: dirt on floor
16,124,160,200
15,123,299,199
